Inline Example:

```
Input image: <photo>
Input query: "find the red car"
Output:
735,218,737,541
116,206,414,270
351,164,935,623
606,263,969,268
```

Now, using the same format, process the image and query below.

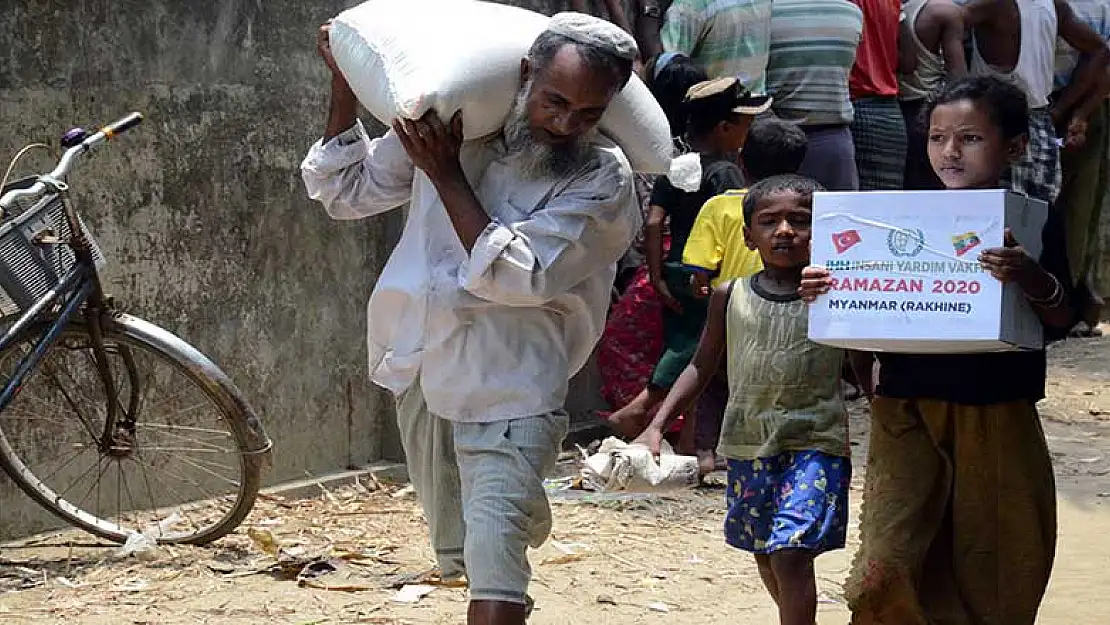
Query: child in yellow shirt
680,117,809,473
683,118,809,293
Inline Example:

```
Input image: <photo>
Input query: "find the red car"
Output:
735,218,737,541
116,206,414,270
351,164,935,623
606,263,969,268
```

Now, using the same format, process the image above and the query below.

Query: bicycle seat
0,175,38,195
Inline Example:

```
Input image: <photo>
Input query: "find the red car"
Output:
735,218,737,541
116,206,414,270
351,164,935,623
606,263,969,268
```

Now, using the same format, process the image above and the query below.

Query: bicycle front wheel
0,313,271,545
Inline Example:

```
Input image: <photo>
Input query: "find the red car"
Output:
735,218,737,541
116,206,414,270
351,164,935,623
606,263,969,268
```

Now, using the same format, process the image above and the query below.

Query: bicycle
0,113,272,545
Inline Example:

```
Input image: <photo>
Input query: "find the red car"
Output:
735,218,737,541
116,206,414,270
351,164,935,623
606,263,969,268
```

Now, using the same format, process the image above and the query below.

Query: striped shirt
1054,0,1110,89
765,0,864,125
661,0,774,92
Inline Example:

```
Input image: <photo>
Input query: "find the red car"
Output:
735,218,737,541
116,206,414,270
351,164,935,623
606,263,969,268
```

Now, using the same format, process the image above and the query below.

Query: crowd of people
587,1,1106,623
600,0,1109,448
301,2,1109,624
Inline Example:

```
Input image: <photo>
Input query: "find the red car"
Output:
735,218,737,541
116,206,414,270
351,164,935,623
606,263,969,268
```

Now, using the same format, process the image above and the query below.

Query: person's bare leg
1083,273,1104,329
770,550,818,625
675,400,697,455
693,376,727,473
468,600,527,625
755,554,781,604
606,386,667,438
602,0,635,33
695,450,717,474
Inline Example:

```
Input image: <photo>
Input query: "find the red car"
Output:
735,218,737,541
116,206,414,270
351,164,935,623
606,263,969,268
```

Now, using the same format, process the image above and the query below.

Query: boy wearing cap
607,77,772,447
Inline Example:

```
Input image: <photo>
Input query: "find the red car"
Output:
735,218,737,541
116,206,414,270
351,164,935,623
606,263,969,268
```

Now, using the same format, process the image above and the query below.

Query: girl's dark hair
920,75,1030,139
645,54,709,140
742,174,824,225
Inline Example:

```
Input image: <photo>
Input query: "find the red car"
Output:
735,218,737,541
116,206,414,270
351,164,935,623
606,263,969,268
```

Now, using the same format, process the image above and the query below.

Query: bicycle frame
0,113,144,455
0,188,128,455
0,113,273,544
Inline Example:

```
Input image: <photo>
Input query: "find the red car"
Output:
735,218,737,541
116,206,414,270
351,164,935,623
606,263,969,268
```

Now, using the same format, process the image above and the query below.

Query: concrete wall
0,0,621,538
0,0,396,538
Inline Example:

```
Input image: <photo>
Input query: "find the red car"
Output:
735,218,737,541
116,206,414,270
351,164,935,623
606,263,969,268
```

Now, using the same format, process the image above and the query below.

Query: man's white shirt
301,120,641,422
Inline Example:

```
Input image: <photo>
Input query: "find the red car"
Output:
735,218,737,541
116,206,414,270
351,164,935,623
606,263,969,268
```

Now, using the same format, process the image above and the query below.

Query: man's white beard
503,80,593,180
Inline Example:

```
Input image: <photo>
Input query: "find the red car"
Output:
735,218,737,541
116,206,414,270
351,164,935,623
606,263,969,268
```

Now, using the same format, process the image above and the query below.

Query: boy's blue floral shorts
725,450,851,554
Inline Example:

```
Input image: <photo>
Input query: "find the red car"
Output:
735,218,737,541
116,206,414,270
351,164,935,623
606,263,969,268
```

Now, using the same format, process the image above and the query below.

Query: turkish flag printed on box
832,229,861,253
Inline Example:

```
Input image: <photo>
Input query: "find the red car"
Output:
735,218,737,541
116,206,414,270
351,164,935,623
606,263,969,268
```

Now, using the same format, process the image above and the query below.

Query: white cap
545,12,639,61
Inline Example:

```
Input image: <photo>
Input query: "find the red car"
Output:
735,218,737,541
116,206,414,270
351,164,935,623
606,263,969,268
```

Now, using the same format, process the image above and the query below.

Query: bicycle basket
0,192,105,317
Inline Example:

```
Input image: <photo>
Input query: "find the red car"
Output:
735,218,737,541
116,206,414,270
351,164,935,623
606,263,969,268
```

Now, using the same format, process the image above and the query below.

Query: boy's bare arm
634,0,667,61
981,229,1074,330
645,205,682,312
1056,0,1109,55
603,0,636,36
1072,63,1110,124
939,2,968,77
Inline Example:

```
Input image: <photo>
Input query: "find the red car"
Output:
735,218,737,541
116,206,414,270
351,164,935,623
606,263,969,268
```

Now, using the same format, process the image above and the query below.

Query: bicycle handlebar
0,112,145,212
101,112,144,139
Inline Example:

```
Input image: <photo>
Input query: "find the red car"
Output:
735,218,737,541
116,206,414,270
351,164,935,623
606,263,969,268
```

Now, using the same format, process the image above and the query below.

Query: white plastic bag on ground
581,437,699,493
328,0,673,173
114,511,183,561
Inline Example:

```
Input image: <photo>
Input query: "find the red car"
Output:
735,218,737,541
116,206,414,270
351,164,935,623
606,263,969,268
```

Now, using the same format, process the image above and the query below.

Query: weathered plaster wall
0,0,398,537
0,0,616,538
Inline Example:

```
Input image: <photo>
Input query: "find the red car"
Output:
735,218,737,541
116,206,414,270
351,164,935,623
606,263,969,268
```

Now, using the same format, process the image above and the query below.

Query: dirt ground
0,332,1107,624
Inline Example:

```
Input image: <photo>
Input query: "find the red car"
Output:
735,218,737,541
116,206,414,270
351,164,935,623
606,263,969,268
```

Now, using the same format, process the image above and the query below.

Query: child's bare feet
696,449,723,476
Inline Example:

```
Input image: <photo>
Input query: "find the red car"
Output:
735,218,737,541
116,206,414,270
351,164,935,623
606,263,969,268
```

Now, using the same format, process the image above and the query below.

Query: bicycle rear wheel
0,313,271,545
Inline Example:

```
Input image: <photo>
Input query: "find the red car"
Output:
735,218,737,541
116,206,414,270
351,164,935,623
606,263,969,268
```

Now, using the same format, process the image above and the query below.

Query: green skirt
650,263,709,389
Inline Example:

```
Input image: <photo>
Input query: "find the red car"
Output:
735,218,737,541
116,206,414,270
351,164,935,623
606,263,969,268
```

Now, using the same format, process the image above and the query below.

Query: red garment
849,0,902,99
597,265,685,434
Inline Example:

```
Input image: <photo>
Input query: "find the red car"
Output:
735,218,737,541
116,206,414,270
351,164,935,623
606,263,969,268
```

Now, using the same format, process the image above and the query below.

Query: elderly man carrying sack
301,13,642,625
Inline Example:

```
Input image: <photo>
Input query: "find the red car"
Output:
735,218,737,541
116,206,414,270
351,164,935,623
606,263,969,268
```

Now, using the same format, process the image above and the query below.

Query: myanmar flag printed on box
951,231,982,257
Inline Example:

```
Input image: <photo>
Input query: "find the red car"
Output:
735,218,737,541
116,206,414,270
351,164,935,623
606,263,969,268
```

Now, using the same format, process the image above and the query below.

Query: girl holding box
801,74,1078,625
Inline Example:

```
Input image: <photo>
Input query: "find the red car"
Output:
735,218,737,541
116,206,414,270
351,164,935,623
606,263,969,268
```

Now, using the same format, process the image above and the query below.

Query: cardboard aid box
807,189,1049,353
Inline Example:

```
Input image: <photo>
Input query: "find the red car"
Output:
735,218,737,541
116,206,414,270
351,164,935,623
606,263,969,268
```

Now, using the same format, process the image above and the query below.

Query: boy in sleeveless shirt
898,0,968,189
635,174,854,625
962,0,1110,203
